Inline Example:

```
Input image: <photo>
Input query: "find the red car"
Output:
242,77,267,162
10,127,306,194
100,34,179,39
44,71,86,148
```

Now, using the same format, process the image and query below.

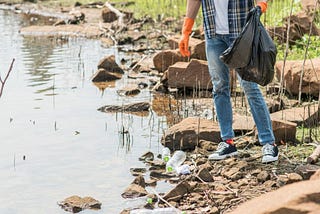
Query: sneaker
262,143,279,163
208,141,238,160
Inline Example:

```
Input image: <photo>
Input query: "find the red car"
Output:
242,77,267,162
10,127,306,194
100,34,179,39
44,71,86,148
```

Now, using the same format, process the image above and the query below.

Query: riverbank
1,1,320,214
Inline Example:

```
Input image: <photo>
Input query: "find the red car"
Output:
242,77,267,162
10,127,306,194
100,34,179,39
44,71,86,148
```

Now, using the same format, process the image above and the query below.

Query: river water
0,9,169,214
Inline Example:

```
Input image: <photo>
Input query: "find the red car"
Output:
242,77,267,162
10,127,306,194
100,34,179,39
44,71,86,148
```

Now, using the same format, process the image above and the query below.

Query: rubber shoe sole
208,151,239,160
262,155,279,163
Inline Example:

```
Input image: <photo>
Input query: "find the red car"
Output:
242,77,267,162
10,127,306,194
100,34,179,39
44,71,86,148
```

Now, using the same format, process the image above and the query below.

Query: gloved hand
256,1,267,13
179,17,194,57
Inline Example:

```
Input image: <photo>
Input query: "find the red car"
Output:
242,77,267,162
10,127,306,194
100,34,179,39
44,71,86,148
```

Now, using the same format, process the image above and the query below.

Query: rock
97,55,124,74
98,102,150,113
310,169,320,180
161,117,220,151
58,195,101,213
198,140,216,151
295,164,320,179
228,179,320,214
101,7,117,23
275,58,320,97
130,168,147,177
121,183,148,199
166,59,212,89
257,171,270,183
117,85,141,96
168,36,206,60
196,166,214,182
149,170,175,179
153,50,184,72
163,181,191,202
138,151,154,162
287,173,303,183
270,103,319,127
271,119,297,143
131,175,146,188
91,68,122,82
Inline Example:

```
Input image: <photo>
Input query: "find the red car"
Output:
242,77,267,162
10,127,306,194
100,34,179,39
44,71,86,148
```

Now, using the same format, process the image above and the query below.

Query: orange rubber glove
257,1,267,13
179,17,194,57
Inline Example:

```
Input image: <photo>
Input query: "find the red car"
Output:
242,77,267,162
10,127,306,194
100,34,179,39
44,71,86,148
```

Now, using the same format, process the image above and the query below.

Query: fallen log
306,145,320,164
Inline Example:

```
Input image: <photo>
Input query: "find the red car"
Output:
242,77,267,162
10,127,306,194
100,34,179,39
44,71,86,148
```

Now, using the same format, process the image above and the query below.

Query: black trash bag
219,8,259,68
220,7,277,86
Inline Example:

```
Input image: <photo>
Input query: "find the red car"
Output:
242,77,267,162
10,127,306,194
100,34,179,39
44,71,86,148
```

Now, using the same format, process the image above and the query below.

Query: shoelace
216,142,229,152
263,144,275,156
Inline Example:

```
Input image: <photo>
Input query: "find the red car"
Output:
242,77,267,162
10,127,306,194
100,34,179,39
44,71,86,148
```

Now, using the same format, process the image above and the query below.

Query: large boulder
275,58,320,97
270,103,319,127
153,50,184,72
166,59,212,89
228,178,320,214
168,36,206,60
161,115,255,151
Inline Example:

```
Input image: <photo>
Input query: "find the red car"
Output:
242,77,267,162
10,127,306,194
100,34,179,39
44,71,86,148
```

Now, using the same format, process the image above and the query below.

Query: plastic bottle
162,147,171,162
166,150,186,173
130,207,181,214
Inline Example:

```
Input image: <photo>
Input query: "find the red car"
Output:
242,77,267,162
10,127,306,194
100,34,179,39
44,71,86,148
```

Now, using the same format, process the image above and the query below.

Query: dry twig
0,58,15,98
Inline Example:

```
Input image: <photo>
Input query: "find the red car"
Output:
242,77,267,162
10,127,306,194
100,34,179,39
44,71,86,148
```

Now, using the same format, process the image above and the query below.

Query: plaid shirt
201,0,254,40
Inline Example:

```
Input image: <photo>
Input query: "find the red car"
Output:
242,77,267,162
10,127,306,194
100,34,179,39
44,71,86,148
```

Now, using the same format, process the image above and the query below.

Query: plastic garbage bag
220,7,277,86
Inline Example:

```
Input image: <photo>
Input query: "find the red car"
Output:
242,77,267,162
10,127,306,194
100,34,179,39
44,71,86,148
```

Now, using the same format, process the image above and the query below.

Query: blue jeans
205,34,275,145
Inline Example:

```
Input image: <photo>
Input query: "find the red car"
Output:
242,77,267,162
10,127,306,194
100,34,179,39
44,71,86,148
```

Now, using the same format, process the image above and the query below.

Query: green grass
265,0,302,27
277,35,320,60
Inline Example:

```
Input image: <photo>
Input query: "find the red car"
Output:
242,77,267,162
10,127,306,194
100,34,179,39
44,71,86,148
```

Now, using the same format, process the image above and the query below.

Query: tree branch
0,58,15,98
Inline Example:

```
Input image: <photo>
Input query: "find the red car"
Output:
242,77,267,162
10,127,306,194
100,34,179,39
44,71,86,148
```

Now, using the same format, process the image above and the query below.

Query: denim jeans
205,34,275,145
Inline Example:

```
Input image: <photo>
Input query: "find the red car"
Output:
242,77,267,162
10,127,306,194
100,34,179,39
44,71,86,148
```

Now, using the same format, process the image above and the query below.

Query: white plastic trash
162,147,171,162
166,150,186,173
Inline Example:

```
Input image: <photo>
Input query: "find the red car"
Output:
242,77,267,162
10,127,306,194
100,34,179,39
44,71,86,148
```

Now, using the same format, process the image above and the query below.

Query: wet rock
163,181,191,202
117,85,141,96
91,68,122,82
161,117,220,151
153,50,183,72
138,151,154,162
58,195,101,213
131,175,146,188
98,102,150,113
149,170,174,179
145,179,157,187
121,183,148,199
275,58,320,97
97,55,124,74
130,168,147,177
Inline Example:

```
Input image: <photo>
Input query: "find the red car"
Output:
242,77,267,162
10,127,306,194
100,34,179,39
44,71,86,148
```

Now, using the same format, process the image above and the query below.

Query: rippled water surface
0,9,168,214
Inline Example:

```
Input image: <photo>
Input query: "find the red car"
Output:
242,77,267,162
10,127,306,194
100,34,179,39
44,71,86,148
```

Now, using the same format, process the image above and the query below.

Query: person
179,0,278,163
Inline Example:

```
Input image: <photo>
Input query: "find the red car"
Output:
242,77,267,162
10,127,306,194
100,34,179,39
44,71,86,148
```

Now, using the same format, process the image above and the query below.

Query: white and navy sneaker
262,143,279,163
208,141,238,160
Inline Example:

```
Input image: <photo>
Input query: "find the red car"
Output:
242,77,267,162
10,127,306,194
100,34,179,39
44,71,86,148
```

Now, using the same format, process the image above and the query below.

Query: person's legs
239,78,278,163
205,34,234,141
206,34,238,160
